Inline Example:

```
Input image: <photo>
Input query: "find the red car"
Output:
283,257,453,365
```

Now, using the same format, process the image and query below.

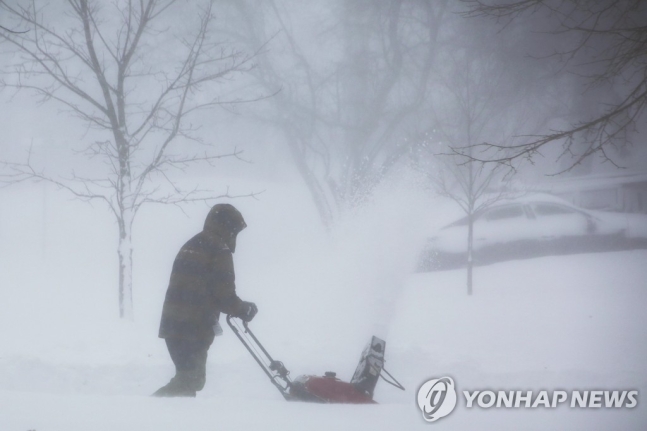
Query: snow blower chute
226,315,404,404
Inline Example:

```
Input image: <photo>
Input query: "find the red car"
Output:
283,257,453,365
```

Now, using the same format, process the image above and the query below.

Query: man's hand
238,301,258,322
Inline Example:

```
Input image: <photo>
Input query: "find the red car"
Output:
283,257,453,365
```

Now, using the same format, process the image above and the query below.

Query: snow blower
226,315,405,404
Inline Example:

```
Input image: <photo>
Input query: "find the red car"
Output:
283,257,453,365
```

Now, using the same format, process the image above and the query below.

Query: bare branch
461,0,647,170
1,148,120,220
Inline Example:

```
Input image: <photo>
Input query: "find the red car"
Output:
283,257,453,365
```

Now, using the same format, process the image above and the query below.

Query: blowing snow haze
0,1,646,430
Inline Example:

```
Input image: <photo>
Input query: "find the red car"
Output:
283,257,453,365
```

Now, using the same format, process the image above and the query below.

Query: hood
204,204,247,252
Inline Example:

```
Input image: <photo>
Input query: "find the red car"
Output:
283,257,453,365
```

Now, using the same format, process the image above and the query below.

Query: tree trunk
466,132,474,295
467,211,474,295
118,210,134,320
116,124,134,319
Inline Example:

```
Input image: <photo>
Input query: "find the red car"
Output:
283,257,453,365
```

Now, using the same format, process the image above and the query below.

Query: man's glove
238,301,258,322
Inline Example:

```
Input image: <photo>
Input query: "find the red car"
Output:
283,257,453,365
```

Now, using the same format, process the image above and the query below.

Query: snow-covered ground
1,180,646,430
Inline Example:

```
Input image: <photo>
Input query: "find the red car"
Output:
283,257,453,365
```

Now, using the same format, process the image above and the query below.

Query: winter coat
158,213,245,341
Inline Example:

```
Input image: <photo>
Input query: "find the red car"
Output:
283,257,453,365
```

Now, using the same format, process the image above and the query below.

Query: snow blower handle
269,360,290,379
226,315,293,400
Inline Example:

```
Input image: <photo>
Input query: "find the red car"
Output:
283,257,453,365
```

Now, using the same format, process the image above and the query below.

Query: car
419,193,647,271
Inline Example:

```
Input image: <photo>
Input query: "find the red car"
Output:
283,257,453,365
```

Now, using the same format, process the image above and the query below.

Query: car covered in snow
419,194,647,270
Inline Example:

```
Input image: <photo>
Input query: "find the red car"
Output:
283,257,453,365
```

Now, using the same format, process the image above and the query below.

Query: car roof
483,192,578,209
442,193,584,228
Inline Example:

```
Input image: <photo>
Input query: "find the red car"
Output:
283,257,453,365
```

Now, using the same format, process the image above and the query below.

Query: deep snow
1,179,646,430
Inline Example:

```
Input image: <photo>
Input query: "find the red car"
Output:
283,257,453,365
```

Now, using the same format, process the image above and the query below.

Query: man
153,203,258,397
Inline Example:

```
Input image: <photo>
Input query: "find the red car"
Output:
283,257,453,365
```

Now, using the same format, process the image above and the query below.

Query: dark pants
153,335,215,397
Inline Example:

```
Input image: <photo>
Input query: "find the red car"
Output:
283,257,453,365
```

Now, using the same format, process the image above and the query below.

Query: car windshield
533,203,577,216
484,205,525,221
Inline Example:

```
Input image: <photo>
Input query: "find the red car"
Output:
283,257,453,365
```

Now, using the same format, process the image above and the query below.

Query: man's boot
152,374,197,397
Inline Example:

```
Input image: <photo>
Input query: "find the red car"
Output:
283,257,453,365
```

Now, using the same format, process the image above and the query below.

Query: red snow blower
226,315,405,404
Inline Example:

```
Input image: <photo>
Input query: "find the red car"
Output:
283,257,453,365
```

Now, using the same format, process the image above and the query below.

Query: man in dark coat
153,203,258,397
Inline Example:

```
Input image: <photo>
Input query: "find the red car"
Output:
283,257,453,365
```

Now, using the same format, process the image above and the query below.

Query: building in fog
537,171,647,213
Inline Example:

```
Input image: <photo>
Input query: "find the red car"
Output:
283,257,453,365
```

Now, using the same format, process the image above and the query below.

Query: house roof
536,171,647,193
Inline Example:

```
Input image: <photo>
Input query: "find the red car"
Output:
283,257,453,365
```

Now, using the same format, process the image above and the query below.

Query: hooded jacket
158,205,246,340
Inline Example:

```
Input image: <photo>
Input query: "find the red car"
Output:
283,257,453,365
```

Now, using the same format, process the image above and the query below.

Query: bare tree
222,0,449,226
462,0,647,172
420,24,531,294
0,0,258,319
431,151,507,295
